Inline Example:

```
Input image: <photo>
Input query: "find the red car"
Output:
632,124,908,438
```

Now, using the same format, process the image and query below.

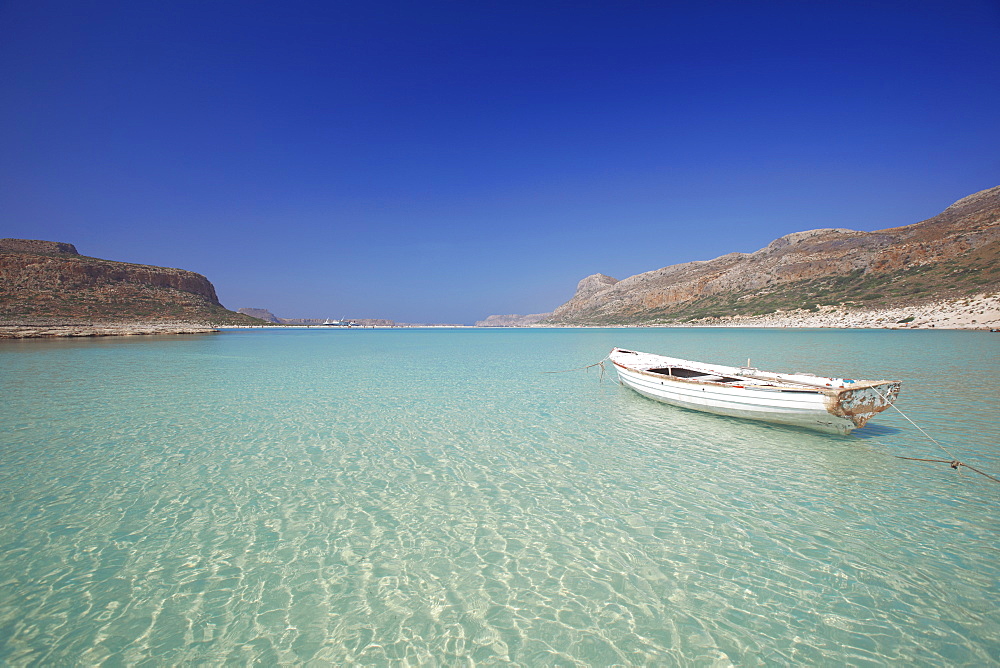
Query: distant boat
322,318,352,327
609,348,900,434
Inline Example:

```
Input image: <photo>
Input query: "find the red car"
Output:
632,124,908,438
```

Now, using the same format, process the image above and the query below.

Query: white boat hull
610,349,900,434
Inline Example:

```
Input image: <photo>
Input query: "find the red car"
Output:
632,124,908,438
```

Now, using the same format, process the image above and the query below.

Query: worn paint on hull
825,382,901,430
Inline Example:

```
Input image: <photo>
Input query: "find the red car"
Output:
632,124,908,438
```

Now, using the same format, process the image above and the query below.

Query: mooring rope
542,356,609,382
894,457,1000,484
542,356,609,374
874,388,998,484
874,389,959,460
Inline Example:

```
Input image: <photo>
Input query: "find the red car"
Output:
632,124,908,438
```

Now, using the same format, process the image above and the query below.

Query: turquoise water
0,328,997,665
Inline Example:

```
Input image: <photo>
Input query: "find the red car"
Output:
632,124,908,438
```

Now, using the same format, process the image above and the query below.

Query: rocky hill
541,185,999,325
236,307,283,323
0,239,263,325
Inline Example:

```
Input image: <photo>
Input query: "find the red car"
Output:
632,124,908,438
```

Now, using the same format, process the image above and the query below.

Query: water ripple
0,329,997,665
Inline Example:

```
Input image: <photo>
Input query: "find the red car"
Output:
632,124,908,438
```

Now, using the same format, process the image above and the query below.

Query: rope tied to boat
893,457,1000,484
873,388,999,485
542,356,609,382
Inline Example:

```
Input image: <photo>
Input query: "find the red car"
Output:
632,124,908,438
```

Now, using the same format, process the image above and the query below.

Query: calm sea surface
0,328,997,666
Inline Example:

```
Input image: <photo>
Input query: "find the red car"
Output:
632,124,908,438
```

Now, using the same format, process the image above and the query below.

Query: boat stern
826,381,901,429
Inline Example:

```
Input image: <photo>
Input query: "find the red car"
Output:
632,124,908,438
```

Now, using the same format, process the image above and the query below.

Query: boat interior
646,367,743,383
641,365,822,392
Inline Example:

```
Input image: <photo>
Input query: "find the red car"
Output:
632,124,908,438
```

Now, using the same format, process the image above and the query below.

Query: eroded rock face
548,274,620,319
478,274,618,325
0,239,79,255
0,240,252,324
574,273,619,297
544,185,1000,323
0,253,221,303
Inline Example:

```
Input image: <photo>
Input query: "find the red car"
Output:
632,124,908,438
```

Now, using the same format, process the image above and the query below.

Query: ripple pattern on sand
0,329,997,665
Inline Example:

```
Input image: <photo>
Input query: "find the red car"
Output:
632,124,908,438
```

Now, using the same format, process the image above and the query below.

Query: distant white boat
609,348,900,434
322,318,352,327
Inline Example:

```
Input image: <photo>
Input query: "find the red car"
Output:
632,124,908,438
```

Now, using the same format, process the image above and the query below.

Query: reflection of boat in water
322,318,352,327
609,348,900,434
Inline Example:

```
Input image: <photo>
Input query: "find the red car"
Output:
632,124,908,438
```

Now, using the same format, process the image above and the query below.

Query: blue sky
2,1,998,323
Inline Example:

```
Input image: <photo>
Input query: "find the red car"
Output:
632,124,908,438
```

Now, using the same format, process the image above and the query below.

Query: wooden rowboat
609,348,900,434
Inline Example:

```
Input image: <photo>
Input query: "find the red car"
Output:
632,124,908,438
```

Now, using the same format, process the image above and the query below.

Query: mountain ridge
478,185,999,326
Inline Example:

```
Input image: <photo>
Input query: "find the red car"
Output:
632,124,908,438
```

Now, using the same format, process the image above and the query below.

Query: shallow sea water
0,327,997,666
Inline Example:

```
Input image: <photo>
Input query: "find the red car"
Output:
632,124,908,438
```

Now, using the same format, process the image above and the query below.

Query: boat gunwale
611,359,826,394
609,349,898,396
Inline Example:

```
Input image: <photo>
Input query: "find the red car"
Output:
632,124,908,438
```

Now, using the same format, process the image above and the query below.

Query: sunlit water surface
0,328,997,665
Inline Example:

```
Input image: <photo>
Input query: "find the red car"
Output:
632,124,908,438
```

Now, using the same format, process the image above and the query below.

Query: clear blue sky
2,1,998,323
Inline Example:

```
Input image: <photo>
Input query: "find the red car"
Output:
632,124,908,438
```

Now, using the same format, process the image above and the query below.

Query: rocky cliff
0,239,262,325
476,274,620,326
543,185,1000,324
0,239,80,255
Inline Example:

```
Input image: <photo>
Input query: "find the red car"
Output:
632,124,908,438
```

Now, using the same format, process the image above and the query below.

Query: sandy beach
683,293,1000,330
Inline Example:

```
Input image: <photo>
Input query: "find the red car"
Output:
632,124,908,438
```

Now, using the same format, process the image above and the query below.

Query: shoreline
3,293,997,338
677,293,1000,330
0,323,220,339
0,323,479,339
526,292,1000,330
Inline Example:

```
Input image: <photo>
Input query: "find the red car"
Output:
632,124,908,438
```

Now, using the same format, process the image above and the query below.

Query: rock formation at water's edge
0,239,262,327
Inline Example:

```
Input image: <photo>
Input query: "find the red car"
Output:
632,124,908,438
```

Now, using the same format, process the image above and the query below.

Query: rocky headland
0,239,263,337
480,185,999,329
